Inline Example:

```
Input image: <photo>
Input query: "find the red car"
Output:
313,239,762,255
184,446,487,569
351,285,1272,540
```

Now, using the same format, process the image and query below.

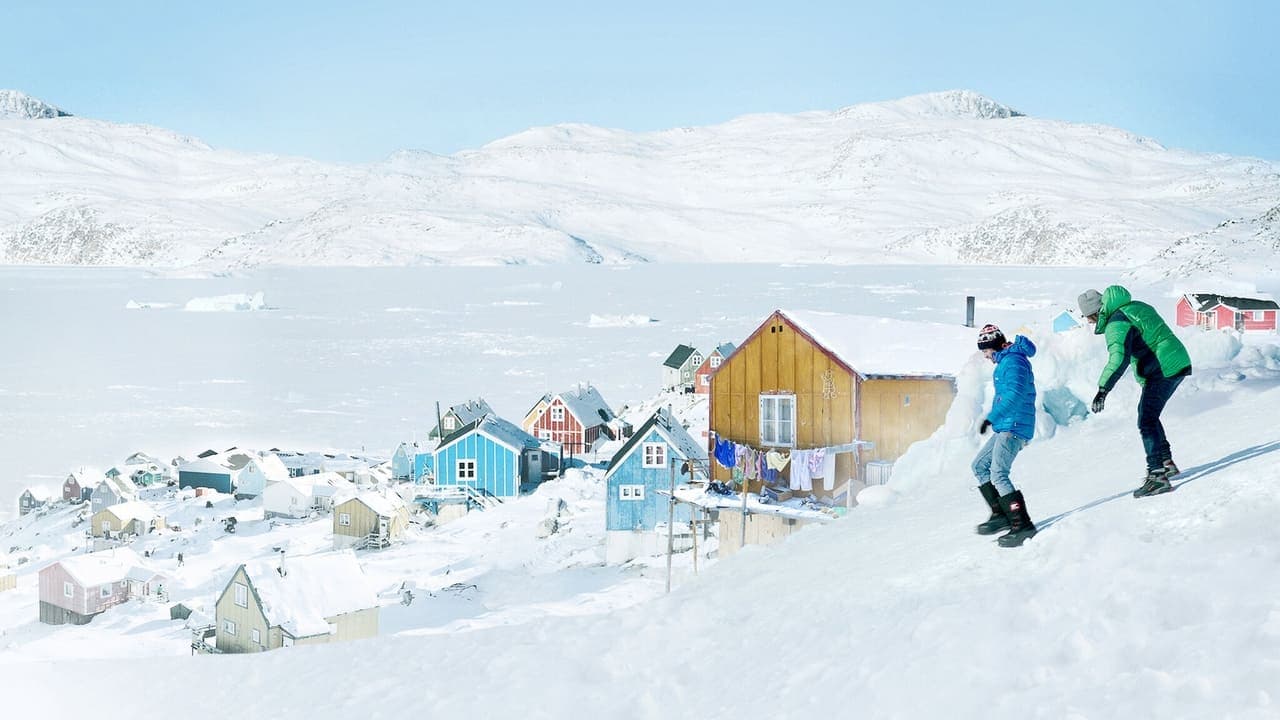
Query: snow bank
585,313,658,328
183,291,266,312
124,300,176,310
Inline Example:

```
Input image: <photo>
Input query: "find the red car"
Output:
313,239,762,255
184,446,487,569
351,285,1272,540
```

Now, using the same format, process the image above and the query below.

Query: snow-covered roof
555,384,616,427
606,407,708,478
240,550,378,638
344,490,406,518
101,501,158,524
178,457,233,475
22,486,53,500
250,453,291,483
449,398,494,425
55,549,144,587
437,414,542,455
777,309,977,378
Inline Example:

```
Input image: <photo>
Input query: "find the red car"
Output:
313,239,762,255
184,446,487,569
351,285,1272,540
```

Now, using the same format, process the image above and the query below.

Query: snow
55,549,144,587
101,501,157,523
2,264,1280,718
242,550,377,638
347,490,404,518
586,313,658,327
183,291,266,312
781,309,981,377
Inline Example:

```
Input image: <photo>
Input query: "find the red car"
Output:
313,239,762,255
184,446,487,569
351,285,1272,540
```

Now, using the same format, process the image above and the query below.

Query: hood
1094,285,1132,334
998,334,1036,359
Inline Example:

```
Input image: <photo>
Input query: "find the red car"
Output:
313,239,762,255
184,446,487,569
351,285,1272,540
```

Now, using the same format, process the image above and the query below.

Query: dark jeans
1138,374,1184,472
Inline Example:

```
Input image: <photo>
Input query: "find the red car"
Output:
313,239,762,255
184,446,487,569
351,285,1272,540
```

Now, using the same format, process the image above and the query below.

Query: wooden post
690,506,699,575
740,468,748,550
665,456,676,594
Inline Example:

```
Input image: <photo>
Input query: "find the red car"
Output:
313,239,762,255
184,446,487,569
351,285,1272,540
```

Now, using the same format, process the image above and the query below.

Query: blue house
433,415,552,499
1053,310,1082,333
603,407,707,564
177,457,236,494
392,443,415,481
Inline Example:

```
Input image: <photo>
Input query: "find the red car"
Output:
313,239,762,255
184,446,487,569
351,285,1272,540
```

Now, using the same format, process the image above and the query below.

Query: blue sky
2,1,1275,163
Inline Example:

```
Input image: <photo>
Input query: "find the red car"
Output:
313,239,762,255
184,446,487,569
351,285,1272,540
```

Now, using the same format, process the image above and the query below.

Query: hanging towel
714,438,736,469
822,448,837,491
765,450,791,471
808,448,827,476
742,447,761,481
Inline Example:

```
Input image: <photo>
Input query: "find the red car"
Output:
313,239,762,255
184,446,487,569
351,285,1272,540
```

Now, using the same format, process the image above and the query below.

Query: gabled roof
1184,292,1279,312
605,407,708,478
22,486,53,501
178,457,234,475
238,550,378,638
54,549,145,587
99,501,158,524
764,310,976,379
663,344,699,369
437,414,542,455
95,476,136,498
247,453,291,483
711,342,737,358
555,384,616,427
339,490,406,518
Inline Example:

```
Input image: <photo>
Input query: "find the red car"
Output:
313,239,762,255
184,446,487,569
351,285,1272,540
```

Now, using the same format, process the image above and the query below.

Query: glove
1091,389,1107,414
979,418,992,435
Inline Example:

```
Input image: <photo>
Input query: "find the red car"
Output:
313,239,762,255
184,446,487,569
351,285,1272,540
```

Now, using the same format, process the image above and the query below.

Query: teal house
177,457,236,494
432,415,553,499
604,407,706,564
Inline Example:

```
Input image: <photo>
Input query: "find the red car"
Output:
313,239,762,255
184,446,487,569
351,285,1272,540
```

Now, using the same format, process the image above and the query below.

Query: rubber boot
975,483,1011,535
996,490,1037,548
1133,468,1173,498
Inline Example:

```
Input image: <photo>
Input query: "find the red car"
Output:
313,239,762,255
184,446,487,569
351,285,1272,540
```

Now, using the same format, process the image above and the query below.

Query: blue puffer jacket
988,335,1037,440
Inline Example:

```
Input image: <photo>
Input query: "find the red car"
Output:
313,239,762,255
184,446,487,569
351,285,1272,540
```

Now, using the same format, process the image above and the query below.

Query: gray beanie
1078,289,1103,317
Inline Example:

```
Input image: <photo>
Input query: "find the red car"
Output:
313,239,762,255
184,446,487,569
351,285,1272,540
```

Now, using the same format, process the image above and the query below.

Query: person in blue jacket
971,324,1038,547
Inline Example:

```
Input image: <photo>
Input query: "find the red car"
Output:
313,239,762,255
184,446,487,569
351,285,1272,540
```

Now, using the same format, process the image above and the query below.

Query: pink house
1175,293,1279,333
38,550,162,625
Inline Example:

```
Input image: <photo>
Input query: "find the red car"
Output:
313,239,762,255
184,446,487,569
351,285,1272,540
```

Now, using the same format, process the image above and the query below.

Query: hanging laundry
742,447,761,481
808,448,827,476
714,438,736,469
822,449,837,492
790,449,813,492
765,450,791,471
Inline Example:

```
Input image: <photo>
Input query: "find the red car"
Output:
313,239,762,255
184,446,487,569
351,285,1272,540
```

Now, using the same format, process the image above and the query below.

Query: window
251,628,261,645
443,416,456,431
759,394,796,447
539,430,552,441
619,485,645,501
224,619,237,636
642,443,667,468
100,585,112,598
550,406,565,422
1254,310,1267,321
328,622,338,636
700,375,709,386
710,355,722,368
338,512,351,527
457,460,477,480
101,521,111,535
234,582,248,608
63,581,74,598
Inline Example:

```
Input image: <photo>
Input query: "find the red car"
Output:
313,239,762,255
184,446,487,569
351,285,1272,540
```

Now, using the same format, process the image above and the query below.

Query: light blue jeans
971,431,1026,497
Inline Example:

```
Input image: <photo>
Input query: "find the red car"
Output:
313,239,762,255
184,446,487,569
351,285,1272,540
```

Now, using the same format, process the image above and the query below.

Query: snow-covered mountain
2,88,1277,276
0,90,71,120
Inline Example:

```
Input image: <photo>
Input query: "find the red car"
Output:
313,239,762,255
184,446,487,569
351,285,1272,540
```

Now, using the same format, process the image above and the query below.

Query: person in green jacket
1078,285,1192,498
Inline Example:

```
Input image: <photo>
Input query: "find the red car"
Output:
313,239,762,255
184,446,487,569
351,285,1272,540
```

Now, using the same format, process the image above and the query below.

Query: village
2,292,1276,657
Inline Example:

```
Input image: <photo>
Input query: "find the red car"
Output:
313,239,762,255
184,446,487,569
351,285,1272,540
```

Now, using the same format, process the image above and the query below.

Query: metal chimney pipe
965,296,975,328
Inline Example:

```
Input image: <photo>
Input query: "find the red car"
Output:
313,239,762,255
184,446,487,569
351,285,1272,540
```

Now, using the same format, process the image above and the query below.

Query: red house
694,342,737,394
530,384,618,455
1176,293,1279,333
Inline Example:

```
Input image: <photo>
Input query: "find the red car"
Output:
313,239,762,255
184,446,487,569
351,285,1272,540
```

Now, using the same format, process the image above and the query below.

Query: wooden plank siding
215,567,272,653
435,432,522,498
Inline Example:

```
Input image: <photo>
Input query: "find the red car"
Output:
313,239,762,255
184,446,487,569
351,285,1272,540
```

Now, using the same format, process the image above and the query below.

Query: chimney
965,296,975,328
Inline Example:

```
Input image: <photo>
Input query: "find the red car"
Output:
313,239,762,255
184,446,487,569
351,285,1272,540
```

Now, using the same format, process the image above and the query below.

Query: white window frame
234,582,248,608
328,622,338,636
550,406,565,422
251,628,261,645
700,375,710,386
539,430,553,441
224,619,237,636
442,415,456,431
619,485,646,501
642,443,667,469
338,512,351,527
63,581,74,598
759,394,796,447
710,355,722,368
100,585,112,599
457,459,477,480
1253,310,1266,321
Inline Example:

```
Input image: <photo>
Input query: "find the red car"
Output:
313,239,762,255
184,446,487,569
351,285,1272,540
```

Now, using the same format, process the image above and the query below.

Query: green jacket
1095,285,1192,391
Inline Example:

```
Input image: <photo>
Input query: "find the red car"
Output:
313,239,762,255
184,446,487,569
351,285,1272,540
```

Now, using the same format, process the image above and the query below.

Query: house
694,342,737,394
662,344,704,392
18,487,53,516
520,393,553,434
391,443,415,481
234,452,291,499
177,456,237,494
322,454,371,482
265,471,357,518
90,476,136,514
121,452,174,487
38,549,162,625
332,491,409,549
604,407,708,564
429,398,495,439
213,550,379,653
1176,293,1279,333
434,414,554,499
1052,310,1082,333
277,450,327,477
530,384,619,455
62,470,98,503
91,502,163,538
709,309,974,502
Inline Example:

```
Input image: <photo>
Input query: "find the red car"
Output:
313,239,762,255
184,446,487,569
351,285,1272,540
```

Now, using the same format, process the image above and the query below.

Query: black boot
1133,468,1174,498
975,483,1011,535
996,490,1037,548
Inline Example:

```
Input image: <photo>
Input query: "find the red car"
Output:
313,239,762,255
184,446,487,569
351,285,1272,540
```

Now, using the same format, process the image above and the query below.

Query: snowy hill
0,90,71,120
6,314,1280,717
2,89,1278,276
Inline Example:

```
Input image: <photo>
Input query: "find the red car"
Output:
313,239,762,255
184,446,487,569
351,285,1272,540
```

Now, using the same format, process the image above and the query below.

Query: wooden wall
857,377,956,464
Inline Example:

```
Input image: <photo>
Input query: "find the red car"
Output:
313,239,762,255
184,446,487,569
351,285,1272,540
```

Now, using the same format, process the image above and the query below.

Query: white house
263,472,355,519
235,452,292,499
